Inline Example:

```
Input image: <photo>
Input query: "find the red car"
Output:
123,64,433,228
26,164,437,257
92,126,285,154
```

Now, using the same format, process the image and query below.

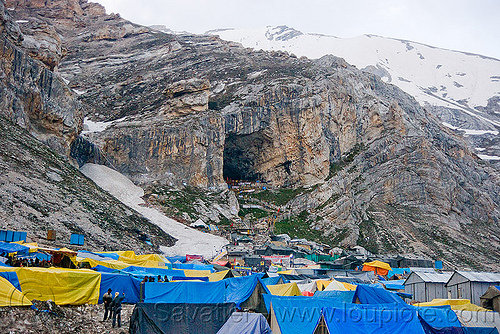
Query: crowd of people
0,253,51,268
140,275,169,283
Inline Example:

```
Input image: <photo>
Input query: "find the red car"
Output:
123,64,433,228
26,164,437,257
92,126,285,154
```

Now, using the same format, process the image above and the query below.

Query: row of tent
129,276,500,334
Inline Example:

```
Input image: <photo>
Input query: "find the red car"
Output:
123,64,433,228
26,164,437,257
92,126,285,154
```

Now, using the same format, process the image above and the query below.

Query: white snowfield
80,163,228,258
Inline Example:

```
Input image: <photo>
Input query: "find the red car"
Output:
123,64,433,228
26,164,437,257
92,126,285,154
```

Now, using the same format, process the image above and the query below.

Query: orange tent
362,260,392,276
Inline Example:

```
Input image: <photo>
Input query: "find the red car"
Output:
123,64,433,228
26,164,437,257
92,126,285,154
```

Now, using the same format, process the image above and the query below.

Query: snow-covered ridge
206,26,500,113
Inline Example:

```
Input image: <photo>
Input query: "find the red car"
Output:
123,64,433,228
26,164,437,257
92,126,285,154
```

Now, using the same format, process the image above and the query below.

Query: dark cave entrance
223,132,268,182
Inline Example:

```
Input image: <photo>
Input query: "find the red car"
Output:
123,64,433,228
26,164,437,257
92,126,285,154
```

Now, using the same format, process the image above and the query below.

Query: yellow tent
315,280,332,291
267,282,302,296
207,270,230,282
96,251,170,268
362,260,392,276
10,267,101,305
76,257,131,270
415,299,490,312
182,269,212,277
323,279,357,291
0,276,31,306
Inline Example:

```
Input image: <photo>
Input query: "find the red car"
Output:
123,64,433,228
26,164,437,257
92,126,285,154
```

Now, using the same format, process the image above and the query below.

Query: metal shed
404,272,452,302
445,271,500,306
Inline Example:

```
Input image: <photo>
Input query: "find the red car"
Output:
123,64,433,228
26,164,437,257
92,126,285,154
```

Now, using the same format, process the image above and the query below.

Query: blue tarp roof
172,262,214,272
225,274,269,307
384,279,405,290
99,273,141,304
353,284,405,304
0,242,29,254
0,262,10,267
313,290,356,303
144,274,268,307
93,252,120,260
94,265,186,278
388,268,411,277
0,271,21,291
145,280,226,304
217,312,272,334
321,305,426,334
166,256,186,263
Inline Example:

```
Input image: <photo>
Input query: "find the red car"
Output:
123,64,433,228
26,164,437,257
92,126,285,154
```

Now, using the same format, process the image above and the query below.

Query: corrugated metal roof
456,271,500,282
414,272,453,283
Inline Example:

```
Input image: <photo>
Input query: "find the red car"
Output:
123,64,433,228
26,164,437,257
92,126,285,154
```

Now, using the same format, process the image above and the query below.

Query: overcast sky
95,0,500,60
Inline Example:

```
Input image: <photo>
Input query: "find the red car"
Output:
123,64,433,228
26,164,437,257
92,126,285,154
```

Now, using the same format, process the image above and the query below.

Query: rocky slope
8,0,500,269
0,0,175,252
207,26,500,162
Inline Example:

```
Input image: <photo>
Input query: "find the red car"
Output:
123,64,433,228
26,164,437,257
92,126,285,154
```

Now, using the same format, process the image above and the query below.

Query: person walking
111,291,125,328
102,288,112,321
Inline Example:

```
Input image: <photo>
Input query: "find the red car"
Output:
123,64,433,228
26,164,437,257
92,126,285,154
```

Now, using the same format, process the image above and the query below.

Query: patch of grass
275,210,333,246
249,187,305,206
238,207,270,219
316,193,340,211
326,143,366,180
357,217,379,254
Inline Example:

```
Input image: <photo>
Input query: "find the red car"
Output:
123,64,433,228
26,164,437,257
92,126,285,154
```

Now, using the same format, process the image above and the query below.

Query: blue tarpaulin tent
99,273,141,304
384,279,405,290
217,312,272,334
224,275,269,307
0,242,29,254
353,284,405,304
172,262,214,272
320,305,426,334
144,275,269,307
313,290,356,303
261,276,285,286
145,280,226,304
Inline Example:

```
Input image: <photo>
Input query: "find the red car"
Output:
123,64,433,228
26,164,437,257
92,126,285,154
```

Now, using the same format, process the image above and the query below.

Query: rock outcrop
0,0,82,158
8,0,500,268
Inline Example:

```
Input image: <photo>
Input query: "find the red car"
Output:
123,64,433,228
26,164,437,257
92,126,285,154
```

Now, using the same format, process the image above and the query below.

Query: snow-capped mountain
206,26,500,160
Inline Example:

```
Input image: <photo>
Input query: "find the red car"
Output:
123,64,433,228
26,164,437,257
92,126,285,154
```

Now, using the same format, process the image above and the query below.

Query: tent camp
481,286,500,312
129,302,235,334
362,260,392,276
99,272,141,304
216,312,272,334
0,276,31,306
404,271,452,303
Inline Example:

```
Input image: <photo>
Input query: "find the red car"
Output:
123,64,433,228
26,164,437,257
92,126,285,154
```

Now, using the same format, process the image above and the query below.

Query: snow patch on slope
80,163,228,258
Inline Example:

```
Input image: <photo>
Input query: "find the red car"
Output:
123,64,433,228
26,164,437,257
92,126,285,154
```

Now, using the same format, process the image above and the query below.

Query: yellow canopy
96,251,170,268
267,282,302,296
323,279,357,291
0,276,31,306
207,270,230,282
315,280,332,291
6,267,101,305
362,260,392,271
76,257,131,270
182,269,212,277
415,299,490,312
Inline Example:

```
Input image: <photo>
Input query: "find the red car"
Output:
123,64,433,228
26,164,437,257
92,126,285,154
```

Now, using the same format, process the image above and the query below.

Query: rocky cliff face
0,0,175,251
0,0,82,158
9,0,500,268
